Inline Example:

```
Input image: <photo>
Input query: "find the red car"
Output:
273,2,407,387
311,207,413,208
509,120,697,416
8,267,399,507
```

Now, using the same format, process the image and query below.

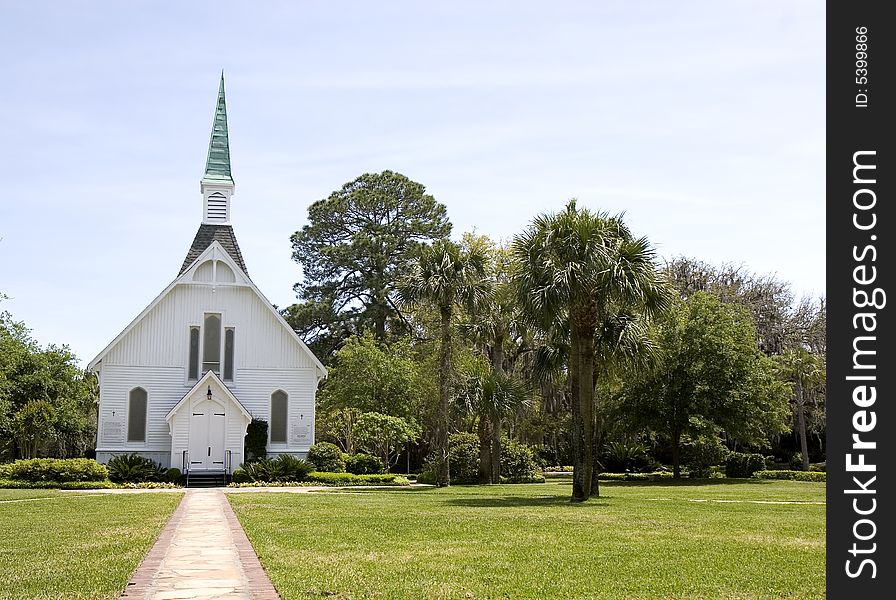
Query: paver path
121,489,279,599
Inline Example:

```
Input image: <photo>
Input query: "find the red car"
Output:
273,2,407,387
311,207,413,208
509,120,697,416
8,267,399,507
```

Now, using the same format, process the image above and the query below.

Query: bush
307,442,346,473
755,470,826,482
789,452,804,470
165,468,182,483
601,440,654,473
0,479,116,489
500,438,543,483
598,471,674,481
244,419,268,462
231,466,250,483
725,452,767,478
0,458,109,483
446,432,480,484
304,472,410,486
226,472,410,487
415,470,436,485
345,453,385,475
236,455,315,482
809,462,826,472
107,454,165,483
682,436,731,478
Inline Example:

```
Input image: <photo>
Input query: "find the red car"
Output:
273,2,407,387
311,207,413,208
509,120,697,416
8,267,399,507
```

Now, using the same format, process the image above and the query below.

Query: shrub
165,468,182,483
809,462,826,472
345,453,385,475
307,442,346,473
0,478,116,489
0,458,109,483
755,470,826,482
235,455,315,483
244,419,268,462
682,436,731,478
598,471,674,481
115,481,181,489
304,472,410,486
725,452,767,478
601,440,653,473
415,470,437,485
231,467,250,483
446,432,480,484
500,438,543,483
107,454,165,483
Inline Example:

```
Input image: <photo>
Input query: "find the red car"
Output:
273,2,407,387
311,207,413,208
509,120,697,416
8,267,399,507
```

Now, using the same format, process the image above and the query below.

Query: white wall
96,281,320,466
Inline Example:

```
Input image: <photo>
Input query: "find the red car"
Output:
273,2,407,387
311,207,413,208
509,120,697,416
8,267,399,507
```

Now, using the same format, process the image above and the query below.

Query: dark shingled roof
179,224,249,276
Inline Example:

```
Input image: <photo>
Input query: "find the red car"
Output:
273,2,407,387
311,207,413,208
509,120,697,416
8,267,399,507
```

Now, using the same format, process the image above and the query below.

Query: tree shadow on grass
444,495,610,508
604,478,775,487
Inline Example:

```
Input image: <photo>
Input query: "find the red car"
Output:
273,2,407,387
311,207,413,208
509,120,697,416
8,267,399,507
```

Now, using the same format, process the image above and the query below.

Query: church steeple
200,72,234,224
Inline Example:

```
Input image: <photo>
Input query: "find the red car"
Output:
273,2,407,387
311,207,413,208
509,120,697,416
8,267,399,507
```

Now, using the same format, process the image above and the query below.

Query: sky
0,1,825,366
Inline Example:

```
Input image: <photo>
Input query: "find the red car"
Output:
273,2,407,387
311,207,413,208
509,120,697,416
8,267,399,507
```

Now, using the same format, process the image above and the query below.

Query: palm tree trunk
490,416,502,483
478,417,491,483
490,332,505,484
436,307,452,487
795,382,810,471
578,323,596,499
569,324,586,501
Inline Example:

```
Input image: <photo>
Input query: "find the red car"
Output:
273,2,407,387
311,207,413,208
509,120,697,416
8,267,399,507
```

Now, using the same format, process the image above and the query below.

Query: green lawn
0,490,182,600
229,480,825,599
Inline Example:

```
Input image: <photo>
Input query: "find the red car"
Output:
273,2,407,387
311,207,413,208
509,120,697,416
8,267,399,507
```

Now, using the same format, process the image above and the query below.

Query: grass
0,490,182,600
229,480,825,599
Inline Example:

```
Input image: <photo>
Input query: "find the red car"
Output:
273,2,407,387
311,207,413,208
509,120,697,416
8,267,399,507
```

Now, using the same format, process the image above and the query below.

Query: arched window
128,387,147,442
270,390,288,443
202,314,221,374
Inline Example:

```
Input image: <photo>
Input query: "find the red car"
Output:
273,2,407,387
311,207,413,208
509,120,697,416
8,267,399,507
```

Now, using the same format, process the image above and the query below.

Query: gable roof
165,370,252,422
89,241,326,378
179,224,248,276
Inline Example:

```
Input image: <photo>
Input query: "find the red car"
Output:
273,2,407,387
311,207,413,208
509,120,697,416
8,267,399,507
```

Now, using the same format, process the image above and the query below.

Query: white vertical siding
96,279,322,464
96,365,184,451
104,283,316,370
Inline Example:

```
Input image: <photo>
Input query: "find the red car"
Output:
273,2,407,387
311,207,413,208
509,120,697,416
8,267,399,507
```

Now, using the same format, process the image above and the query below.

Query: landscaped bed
0,489,182,600
230,479,825,599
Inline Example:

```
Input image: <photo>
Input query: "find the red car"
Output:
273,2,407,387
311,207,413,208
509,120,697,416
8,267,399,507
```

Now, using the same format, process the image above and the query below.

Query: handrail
183,450,189,487
225,450,232,479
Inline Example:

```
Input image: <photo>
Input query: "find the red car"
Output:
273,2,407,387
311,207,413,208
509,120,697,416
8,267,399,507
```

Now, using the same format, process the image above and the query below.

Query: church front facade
88,76,325,474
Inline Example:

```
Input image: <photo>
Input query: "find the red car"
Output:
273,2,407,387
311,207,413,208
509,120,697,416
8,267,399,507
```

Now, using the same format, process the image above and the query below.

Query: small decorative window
127,387,148,442
202,314,221,374
188,327,200,380
224,328,235,381
270,390,288,443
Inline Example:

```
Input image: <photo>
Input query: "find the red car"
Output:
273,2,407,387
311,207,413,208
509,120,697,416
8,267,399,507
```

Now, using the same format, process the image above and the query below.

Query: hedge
755,470,826,482
227,472,411,487
725,452,767,478
0,458,109,483
598,471,674,481
0,479,116,489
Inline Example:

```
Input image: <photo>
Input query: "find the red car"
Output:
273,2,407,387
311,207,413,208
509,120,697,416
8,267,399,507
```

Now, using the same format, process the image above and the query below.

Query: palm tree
399,239,490,487
775,348,825,471
458,369,529,483
513,200,671,501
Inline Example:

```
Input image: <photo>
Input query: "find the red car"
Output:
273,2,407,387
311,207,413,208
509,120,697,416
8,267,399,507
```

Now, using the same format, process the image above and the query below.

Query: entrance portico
166,370,252,476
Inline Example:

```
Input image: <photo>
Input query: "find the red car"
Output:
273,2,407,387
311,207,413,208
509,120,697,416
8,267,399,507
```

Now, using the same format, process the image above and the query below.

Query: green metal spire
202,72,233,185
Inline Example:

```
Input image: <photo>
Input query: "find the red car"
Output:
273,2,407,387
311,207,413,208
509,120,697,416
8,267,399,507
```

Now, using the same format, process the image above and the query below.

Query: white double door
189,398,226,470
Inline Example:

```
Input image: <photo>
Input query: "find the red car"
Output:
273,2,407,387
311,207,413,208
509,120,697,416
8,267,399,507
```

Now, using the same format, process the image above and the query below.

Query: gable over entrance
166,370,252,473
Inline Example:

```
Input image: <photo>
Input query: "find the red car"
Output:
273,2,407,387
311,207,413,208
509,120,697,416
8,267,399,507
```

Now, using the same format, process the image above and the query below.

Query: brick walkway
120,489,279,599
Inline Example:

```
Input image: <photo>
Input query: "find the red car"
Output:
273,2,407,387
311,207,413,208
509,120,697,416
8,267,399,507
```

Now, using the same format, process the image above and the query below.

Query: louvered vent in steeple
207,192,228,222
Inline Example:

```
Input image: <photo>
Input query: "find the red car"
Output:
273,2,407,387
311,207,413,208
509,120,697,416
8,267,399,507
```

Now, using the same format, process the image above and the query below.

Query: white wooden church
88,76,326,476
